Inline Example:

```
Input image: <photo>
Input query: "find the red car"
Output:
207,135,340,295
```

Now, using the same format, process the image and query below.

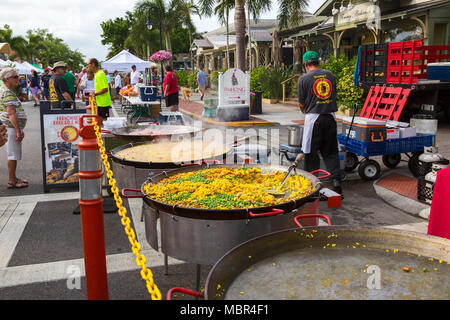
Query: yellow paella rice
142,167,315,210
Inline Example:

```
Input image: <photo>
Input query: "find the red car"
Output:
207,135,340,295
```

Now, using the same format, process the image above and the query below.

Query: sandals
7,178,29,189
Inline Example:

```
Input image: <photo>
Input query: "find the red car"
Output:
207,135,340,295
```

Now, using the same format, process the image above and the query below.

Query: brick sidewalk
375,173,418,201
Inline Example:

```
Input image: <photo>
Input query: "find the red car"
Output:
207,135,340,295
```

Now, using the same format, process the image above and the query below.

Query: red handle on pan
167,287,204,300
309,169,331,180
294,214,331,228
121,188,142,198
248,208,284,218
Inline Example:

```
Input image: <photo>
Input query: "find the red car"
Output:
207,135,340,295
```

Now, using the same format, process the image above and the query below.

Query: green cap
303,51,319,62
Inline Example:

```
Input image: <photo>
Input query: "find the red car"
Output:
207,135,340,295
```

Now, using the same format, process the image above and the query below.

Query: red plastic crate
417,45,450,79
386,40,423,84
360,44,388,84
360,86,411,121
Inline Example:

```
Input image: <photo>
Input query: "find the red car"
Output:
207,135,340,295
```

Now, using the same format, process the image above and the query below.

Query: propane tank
418,146,446,176
425,160,450,184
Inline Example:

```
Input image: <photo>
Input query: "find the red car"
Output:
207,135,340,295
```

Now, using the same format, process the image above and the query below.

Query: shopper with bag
0,67,28,188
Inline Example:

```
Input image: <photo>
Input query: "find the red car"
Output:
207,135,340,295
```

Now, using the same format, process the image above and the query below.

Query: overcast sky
0,0,325,63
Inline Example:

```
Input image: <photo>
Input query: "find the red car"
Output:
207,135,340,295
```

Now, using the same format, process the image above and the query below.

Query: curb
179,108,275,127
373,181,430,219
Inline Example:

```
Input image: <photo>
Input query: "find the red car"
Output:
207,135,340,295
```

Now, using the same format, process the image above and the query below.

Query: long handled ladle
266,153,304,197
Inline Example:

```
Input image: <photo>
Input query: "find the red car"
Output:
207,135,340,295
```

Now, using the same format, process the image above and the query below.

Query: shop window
434,23,449,45
383,20,423,42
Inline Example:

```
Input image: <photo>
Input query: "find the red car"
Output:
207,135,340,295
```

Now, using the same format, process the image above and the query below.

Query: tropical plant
322,54,365,110
250,65,293,99
249,65,266,93
176,69,191,87
187,70,199,89
210,68,227,88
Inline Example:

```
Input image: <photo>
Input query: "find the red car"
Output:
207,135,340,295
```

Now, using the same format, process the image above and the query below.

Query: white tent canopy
13,62,32,75
101,50,152,73
0,60,36,75
21,61,42,73
0,59,14,68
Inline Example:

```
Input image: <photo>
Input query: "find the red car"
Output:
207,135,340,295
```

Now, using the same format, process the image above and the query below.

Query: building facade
190,0,450,73
279,0,450,66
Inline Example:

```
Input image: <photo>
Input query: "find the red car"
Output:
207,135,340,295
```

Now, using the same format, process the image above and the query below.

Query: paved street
0,96,447,300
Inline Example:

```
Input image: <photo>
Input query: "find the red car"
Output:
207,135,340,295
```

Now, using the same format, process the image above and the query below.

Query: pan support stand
164,254,169,275
162,256,202,298
195,264,201,300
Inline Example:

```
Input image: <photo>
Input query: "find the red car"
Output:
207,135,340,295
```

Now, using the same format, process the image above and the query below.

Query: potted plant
149,50,172,63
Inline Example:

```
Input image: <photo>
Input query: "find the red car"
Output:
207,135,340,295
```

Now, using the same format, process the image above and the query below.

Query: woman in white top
82,71,95,106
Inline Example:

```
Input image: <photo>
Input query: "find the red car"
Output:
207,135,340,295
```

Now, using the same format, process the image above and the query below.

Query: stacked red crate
417,45,450,80
386,40,423,84
386,40,450,84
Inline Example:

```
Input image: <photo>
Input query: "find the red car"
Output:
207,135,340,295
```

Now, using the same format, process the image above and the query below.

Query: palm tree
234,0,246,71
199,0,309,71
278,0,310,31
199,0,268,71
0,25,29,59
135,0,199,53
212,0,234,68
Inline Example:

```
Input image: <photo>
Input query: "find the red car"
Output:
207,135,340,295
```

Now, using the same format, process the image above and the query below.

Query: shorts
198,84,206,92
6,127,22,160
97,106,111,119
116,87,121,95
43,88,50,97
31,87,39,96
165,92,179,108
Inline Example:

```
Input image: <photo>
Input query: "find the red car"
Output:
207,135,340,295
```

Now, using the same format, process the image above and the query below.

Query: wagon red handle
309,169,331,180
167,287,204,300
248,208,284,218
121,188,142,198
294,214,331,228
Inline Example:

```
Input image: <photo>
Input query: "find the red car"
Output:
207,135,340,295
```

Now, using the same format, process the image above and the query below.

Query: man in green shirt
86,58,112,126
63,68,76,101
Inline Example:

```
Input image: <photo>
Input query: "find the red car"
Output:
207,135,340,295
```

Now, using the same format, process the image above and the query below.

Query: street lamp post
147,8,164,92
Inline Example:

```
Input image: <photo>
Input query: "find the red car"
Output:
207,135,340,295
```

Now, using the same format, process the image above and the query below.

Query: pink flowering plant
150,50,172,62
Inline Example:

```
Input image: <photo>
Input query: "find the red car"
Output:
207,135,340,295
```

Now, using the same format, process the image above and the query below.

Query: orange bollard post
78,114,109,300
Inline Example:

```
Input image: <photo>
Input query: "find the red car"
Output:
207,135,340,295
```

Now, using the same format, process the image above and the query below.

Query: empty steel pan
168,226,450,300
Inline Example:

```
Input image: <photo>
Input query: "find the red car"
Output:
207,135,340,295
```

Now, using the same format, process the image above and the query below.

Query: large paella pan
111,124,202,142
139,163,327,219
